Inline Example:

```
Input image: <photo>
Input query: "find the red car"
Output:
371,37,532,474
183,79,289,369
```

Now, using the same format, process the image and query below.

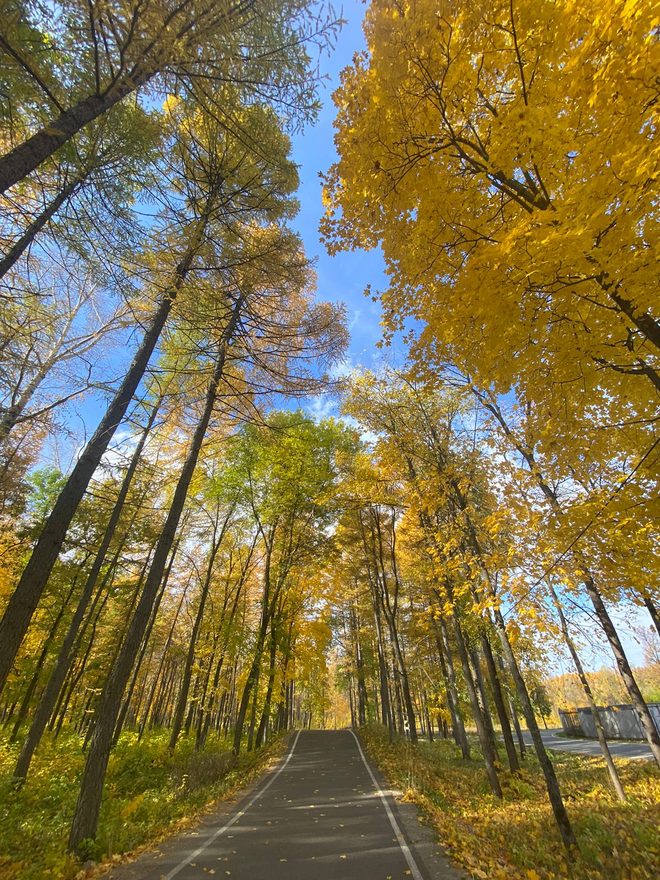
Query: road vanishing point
107,729,461,880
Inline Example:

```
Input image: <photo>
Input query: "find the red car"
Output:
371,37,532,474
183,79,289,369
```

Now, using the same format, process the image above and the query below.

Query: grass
358,724,660,880
0,727,286,880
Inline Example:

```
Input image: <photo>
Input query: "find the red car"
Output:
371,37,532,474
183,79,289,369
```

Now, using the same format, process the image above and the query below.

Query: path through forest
104,729,461,880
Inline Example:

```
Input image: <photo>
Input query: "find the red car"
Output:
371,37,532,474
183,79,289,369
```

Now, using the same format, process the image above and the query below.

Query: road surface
521,728,654,760
106,729,461,880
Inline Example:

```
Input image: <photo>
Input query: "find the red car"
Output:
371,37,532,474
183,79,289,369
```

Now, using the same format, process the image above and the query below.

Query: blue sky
289,2,393,386
42,2,389,458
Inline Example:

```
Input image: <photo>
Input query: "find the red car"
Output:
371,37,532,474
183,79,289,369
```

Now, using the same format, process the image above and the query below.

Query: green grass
358,724,660,880
0,728,285,879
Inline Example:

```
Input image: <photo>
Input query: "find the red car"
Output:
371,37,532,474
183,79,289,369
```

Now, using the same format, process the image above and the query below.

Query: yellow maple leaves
322,0,658,615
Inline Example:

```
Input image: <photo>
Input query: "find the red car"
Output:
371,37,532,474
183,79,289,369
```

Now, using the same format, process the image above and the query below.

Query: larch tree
0,88,305,694
0,0,336,192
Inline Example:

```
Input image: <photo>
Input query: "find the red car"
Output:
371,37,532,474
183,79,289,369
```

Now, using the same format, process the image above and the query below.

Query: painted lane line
162,730,302,880
350,729,425,880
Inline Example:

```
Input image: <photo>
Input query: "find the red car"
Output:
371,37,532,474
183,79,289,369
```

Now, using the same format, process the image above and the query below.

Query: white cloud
307,394,336,422
329,356,359,380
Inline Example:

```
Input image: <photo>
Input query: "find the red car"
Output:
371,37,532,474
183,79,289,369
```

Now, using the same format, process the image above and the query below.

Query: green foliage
0,729,285,878
24,468,67,529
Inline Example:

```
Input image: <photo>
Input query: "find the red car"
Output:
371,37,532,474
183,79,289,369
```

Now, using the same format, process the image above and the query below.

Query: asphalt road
522,728,654,760
106,729,461,880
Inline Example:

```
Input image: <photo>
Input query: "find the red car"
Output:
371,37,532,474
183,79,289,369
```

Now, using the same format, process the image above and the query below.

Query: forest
0,1,658,879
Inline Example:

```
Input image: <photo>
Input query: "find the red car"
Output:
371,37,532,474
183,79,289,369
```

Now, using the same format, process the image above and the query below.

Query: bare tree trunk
197,548,252,749
581,572,660,767
350,604,368,725
69,318,239,850
169,508,232,751
256,622,278,748
478,624,519,772
0,71,154,194
52,589,111,735
82,547,155,749
14,398,157,775
192,646,216,742
138,573,192,740
246,661,263,752
373,509,418,742
509,697,526,758
641,596,660,638
234,626,266,754
433,617,470,758
373,603,393,736
490,601,577,851
549,585,625,801
113,536,182,746
9,575,78,742
448,606,502,798
470,646,500,762
0,222,209,693
0,177,81,280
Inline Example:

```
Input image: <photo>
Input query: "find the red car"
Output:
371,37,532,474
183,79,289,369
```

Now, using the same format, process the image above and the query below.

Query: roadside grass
0,728,285,880
359,724,659,880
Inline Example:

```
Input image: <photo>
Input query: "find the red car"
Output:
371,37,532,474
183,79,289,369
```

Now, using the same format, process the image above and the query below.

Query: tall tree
0,0,333,192
0,96,302,693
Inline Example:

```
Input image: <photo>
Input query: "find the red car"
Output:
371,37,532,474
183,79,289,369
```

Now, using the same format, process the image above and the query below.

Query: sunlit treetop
322,0,659,473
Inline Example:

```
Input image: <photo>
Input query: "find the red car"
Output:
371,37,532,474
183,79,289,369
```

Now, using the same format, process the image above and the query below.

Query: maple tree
321,0,659,633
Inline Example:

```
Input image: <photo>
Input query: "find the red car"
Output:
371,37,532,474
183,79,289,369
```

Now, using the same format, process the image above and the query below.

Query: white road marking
349,729,425,880
162,730,301,880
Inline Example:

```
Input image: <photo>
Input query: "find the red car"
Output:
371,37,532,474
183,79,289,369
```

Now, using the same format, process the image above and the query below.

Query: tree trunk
168,509,232,751
138,572,192,740
0,227,206,694
9,575,78,742
373,603,393,736
113,537,182,746
12,402,156,781
490,602,577,852
581,572,660,767
351,604,368,725
496,653,526,759
386,619,417,742
0,72,154,194
0,177,81,280
246,663,262,752
549,585,625,801
192,646,216,744
469,646,500,762
82,546,154,749
448,607,502,797
642,596,660,639
68,317,238,850
256,623,278,748
434,617,470,758
480,632,520,772
197,548,252,749
373,508,418,742
52,588,110,735
232,534,275,755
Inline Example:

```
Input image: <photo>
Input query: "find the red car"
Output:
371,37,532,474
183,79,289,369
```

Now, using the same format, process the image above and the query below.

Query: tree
321,0,659,779
226,411,352,753
0,92,304,694
340,369,577,850
0,262,128,445
0,0,334,192
323,0,658,378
